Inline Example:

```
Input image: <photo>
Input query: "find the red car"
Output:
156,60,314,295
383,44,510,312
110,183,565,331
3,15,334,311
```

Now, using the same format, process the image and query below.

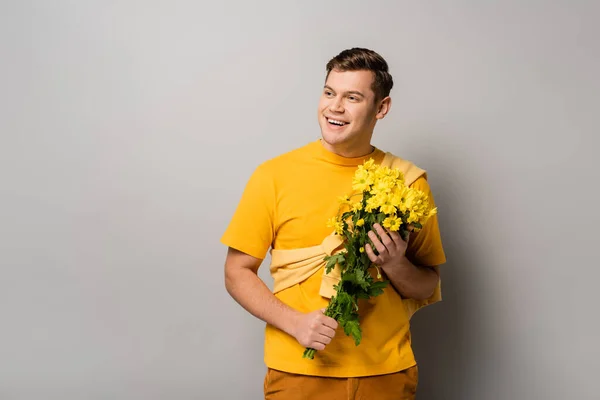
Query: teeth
328,118,346,126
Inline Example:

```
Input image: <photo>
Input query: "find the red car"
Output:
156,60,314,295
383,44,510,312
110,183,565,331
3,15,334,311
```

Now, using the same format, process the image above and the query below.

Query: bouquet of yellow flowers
303,158,438,359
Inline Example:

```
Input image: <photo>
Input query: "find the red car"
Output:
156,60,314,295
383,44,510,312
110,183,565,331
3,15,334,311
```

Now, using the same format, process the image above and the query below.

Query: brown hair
325,48,394,101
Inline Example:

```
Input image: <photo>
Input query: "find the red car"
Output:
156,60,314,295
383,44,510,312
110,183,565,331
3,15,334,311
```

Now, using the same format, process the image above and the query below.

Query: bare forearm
225,267,300,336
381,257,439,300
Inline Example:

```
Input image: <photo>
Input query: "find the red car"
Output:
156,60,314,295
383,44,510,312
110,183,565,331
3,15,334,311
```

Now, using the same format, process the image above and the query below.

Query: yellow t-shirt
221,139,446,377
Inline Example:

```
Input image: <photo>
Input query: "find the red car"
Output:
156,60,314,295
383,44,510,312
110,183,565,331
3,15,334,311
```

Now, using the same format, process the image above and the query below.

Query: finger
310,329,335,347
368,230,387,255
402,229,413,244
317,325,337,339
310,341,326,351
365,243,382,264
321,316,339,331
374,224,396,252
314,332,333,345
388,230,403,248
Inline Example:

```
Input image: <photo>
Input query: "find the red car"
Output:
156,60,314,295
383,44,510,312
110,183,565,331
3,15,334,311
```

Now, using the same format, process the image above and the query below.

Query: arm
379,257,439,301
224,247,338,350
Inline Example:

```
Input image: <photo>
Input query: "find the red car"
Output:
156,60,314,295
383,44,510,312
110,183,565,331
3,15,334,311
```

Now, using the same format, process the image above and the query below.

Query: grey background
1,1,598,399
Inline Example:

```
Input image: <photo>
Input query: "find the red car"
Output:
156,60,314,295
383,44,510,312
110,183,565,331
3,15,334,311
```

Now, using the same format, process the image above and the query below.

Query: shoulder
254,141,314,175
381,151,428,186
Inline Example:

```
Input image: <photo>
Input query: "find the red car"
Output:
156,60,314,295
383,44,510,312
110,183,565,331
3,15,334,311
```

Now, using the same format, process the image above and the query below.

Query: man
221,48,446,399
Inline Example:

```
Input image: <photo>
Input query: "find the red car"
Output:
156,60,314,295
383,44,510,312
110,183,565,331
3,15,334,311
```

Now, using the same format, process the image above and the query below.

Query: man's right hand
291,309,338,351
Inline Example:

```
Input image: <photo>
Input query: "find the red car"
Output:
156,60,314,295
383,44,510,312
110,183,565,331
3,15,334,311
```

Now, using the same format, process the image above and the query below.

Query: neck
320,140,374,158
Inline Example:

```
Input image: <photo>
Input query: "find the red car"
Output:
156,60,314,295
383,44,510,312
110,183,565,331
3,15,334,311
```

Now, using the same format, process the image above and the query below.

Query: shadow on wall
400,143,483,400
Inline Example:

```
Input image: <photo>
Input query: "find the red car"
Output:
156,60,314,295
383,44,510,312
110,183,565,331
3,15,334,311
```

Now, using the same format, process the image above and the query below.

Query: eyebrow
324,85,365,97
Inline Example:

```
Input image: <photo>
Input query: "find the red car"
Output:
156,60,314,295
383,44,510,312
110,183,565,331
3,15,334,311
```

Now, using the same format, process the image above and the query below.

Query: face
317,69,391,155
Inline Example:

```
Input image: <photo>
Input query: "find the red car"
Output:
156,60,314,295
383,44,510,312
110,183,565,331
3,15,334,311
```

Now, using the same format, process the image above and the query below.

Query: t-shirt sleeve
405,176,447,267
220,164,276,260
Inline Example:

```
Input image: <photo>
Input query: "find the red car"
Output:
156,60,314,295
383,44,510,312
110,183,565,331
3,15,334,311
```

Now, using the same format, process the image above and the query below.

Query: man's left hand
364,223,410,268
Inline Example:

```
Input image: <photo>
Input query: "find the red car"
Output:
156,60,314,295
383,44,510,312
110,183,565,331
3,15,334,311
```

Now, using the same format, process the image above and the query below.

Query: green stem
303,347,316,359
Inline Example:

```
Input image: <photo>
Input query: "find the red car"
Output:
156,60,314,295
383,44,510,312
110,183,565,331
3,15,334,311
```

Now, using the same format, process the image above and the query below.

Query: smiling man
221,48,446,399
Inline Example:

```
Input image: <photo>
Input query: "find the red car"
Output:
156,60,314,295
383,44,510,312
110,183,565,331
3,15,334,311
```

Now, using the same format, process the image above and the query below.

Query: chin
320,131,349,147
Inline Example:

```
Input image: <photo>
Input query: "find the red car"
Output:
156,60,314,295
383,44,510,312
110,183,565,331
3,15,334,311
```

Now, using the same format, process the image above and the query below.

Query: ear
375,96,391,120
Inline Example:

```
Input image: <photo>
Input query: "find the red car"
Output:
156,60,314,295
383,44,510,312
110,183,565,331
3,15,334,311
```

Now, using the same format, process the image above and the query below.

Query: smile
326,118,348,126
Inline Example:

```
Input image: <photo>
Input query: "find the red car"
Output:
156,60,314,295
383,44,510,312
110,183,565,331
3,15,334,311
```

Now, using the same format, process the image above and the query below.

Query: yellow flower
403,189,419,209
374,165,392,180
370,176,395,196
362,158,376,171
352,168,374,192
326,216,338,228
359,246,365,253
365,194,384,212
352,201,363,212
388,167,403,182
375,193,396,215
356,218,365,227
389,186,404,209
338,194,351,205
326,216,344,235
383,215,401,231
397,187,437,226
407,212,419,224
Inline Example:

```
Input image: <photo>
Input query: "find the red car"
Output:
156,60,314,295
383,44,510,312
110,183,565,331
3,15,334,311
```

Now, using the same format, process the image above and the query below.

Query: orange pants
263,366,418,400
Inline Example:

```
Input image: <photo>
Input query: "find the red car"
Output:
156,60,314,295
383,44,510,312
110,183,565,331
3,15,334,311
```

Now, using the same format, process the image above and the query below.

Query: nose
328,96,344,113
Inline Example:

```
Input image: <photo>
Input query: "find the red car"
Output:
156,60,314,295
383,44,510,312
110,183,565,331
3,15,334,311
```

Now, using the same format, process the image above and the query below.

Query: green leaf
325,253,345,274
325,257,337,274
368,280,389,297
354,269,369,290
361,252,370,266
342,272,357,285
343,319,362,345
366,213,375,226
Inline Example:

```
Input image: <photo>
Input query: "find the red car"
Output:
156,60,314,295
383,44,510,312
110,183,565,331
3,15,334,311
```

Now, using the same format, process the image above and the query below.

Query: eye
348,96,357,101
